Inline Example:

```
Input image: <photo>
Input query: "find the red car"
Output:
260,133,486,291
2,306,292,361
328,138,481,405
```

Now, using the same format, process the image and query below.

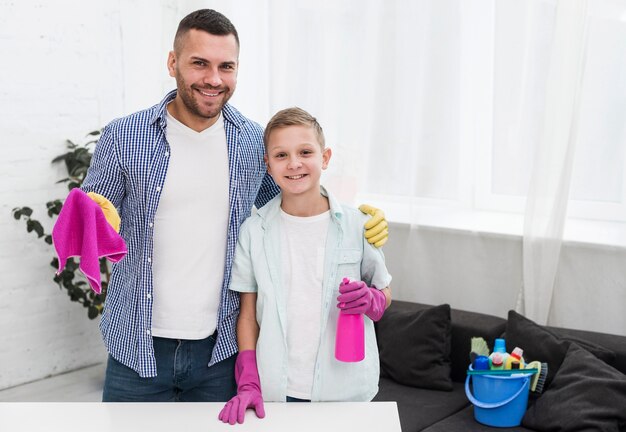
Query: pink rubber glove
218,350,265,425
337,279,387,322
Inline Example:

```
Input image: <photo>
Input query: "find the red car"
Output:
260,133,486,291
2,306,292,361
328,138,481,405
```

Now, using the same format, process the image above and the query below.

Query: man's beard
176,75,232,120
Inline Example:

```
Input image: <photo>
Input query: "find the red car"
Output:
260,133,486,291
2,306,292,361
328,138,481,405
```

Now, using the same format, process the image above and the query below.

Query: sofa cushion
421,405,534,432
373,377,469,432
547,326,626,376
376,303,452,391
505,310,616,387
522,343,626,431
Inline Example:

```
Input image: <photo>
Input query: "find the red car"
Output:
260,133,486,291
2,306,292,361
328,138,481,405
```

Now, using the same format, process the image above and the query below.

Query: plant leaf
87,306,99,319
46,200,63,218
52,153,71,164
99,258,108,274
65,258,79,272
31,220,44,237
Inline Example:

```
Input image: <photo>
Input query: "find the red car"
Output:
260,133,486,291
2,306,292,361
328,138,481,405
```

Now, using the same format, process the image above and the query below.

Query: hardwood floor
0,363,105,402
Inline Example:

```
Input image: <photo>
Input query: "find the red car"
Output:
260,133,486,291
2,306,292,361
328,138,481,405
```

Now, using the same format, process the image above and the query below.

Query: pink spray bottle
335,277,365,362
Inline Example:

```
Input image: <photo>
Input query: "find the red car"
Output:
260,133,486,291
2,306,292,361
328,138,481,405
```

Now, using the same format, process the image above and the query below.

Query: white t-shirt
151,111,229,339
280,208,330,399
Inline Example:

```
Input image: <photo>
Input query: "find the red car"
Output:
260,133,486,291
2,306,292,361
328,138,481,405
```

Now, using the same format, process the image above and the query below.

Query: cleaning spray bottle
504,347,525,370
335,278,365,362
488,338,509,369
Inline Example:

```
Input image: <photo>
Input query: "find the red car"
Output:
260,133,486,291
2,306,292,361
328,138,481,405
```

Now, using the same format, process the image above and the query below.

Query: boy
219,108,392,424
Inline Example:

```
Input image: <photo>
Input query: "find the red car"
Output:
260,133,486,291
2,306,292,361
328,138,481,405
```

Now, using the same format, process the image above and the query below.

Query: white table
0,401,401,432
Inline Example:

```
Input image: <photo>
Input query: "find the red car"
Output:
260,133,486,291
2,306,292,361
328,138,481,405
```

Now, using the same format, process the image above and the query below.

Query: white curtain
518,0,589,324
212,0,624,321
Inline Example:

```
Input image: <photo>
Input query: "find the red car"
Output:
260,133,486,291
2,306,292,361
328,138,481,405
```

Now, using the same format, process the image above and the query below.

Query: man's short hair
174,9,239,52
264,107,326,150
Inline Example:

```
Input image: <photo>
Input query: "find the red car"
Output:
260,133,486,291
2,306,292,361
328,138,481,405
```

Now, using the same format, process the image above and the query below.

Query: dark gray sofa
373,301,626,432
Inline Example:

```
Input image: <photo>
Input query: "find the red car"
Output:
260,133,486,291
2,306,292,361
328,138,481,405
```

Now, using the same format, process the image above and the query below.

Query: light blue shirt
230,187,392,401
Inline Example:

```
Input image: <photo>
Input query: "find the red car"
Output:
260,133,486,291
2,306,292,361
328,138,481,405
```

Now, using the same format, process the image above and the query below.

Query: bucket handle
464,375,529,409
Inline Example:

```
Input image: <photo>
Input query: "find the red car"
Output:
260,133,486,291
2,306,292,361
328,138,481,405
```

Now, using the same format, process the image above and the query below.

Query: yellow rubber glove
359,204,388,248
87,192,121,233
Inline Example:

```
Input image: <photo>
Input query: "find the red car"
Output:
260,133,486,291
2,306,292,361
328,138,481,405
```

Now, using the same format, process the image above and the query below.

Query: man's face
167,29,239,131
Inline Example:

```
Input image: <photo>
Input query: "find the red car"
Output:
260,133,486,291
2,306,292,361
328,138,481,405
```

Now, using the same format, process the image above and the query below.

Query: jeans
102,333,236,402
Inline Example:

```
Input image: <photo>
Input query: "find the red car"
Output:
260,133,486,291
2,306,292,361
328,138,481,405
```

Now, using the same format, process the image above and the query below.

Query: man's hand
359,204,388,248
87,192,121,233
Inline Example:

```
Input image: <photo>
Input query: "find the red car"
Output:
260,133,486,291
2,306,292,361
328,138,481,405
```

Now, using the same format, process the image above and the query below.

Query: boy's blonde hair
264,107,325,150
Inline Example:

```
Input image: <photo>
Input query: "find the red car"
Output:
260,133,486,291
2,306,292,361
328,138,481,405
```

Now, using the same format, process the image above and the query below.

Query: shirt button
146,329,151,335
149,222,154,227
165,151,170,157
147,294,152,299
147,257,152,263
156,186,161,192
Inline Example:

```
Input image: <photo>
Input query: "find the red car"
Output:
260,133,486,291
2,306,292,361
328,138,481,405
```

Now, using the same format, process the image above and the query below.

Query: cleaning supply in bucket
469,337,490,365
525,361,548,394
467,368,538,376
465,365,537,427
335,278,365,362
473,355,490,370
504,347,525,370
489,338,509,367
490,353,504,370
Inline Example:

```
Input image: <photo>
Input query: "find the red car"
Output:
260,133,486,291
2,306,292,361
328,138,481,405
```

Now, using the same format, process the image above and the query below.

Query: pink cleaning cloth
52,188,127,294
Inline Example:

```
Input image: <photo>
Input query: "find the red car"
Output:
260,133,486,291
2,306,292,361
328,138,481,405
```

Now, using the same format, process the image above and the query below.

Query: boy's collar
258,185,344,224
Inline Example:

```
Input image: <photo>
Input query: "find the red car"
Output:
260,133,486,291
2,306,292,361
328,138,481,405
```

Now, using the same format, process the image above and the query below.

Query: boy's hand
359,204,388,248
218,350,265,425
337,279,387,322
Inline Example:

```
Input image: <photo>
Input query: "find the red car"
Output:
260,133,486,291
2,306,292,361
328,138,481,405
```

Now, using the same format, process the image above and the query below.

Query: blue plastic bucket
465,367,533,428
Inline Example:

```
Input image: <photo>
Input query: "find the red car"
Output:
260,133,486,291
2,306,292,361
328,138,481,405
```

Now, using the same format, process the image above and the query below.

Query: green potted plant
12,130,108,319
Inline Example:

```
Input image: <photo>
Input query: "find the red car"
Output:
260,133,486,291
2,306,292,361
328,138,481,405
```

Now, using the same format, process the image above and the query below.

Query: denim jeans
102,334,236,402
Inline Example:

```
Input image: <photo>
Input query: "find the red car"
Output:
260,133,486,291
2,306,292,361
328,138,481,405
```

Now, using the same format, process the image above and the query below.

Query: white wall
0,0,187,391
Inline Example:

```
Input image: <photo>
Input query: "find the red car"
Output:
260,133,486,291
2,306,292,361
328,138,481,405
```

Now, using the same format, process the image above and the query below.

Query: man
81,9,388,402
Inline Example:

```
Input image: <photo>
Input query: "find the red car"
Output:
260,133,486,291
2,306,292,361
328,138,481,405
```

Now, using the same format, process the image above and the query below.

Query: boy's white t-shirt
280,208,330,399
150,111,229,339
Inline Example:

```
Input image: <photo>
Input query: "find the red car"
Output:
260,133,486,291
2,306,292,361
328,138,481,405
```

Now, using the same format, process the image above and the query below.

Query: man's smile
195,87,224,97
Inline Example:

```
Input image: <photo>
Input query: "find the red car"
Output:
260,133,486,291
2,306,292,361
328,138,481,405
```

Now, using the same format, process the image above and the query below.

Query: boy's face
265,125,331,198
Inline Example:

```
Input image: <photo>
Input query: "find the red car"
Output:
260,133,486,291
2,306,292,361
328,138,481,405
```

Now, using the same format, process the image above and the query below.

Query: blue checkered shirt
81,90,279,377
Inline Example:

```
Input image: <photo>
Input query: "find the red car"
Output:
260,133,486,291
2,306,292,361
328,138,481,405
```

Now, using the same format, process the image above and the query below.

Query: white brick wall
0,0,265,391
0,0,185,390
